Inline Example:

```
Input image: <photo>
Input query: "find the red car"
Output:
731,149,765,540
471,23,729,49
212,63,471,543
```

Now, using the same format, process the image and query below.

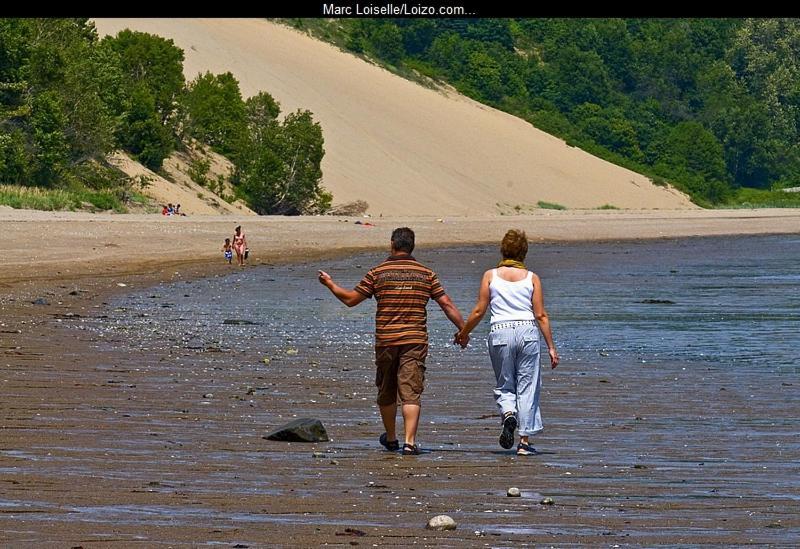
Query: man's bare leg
379,403,398,442
402,403,420,446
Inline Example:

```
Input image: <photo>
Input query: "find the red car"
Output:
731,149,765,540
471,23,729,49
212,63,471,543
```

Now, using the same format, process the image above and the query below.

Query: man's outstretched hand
318,270,332,287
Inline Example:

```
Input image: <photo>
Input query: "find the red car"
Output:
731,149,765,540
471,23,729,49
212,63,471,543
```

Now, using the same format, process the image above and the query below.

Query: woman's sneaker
516,441,537,456
499,413,518,449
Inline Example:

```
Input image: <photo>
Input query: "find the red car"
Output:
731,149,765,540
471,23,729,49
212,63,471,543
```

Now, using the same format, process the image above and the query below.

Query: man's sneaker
516,442,538,456
379,432,399,452
401,443,421,455
499,413,518,449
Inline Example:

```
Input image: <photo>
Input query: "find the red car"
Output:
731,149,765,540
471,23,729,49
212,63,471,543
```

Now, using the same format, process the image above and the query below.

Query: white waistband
490,320,536,332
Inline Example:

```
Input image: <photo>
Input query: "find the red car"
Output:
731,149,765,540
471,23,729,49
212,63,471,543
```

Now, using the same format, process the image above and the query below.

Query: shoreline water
3,208,800,299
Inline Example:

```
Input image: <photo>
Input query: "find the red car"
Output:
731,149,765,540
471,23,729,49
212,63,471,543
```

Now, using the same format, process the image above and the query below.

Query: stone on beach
264,418,330,442
426,515,456,530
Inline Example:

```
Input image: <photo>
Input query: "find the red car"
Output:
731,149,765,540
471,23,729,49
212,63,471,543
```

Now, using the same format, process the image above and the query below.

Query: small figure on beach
222,238,233,264
233,225,247,267
318,227,466,455
456,229,559,455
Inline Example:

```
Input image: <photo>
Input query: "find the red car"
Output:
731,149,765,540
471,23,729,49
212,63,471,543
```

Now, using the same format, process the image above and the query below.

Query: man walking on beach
318,227,466,455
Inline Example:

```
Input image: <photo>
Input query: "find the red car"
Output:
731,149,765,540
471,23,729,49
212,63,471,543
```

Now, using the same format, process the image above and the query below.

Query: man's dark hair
391,227,415,254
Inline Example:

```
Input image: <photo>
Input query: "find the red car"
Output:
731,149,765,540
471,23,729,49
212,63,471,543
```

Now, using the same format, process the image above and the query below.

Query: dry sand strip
1,208,799,298
93,18,694,214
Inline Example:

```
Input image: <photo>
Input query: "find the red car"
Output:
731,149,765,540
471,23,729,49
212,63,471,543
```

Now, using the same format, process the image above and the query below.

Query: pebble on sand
507,487,521,497
426,515,456,531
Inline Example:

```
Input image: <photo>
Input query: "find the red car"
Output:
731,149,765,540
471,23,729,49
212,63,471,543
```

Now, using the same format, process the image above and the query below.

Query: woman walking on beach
233,225,247,267
456,229,559,455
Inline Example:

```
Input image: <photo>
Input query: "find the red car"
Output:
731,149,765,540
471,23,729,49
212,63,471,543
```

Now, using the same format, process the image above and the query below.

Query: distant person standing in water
318,227,467,455
233,225,247,267
457,229,559,455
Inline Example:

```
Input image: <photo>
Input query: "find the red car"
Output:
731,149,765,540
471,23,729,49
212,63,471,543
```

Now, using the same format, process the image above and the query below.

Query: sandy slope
109,151,256,216
93,18,695,215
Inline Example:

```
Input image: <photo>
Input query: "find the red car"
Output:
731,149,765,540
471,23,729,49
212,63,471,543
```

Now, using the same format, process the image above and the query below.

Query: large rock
264,418,329,442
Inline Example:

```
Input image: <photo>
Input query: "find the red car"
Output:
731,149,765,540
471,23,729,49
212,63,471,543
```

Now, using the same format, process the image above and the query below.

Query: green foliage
188,156,211,187
117,85,173,170
0,19,120,185
236,105,329,215
722,187,800,208
368,23,405,64
572,103,643,160
0,18,329,214
661,121,728,182
549,46,615,109
0,183,128,212
101,29,185,166
29,91,69,185
184,72,247,157
0,130,28,184
102,29,184,124
465,52,504,102
537,200,566,210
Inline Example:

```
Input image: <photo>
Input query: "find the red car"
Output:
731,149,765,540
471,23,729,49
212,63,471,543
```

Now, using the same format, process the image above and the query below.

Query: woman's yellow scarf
497,259,526,269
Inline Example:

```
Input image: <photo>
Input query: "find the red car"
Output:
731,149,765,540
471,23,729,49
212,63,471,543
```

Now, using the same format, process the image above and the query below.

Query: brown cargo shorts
375,343,428,406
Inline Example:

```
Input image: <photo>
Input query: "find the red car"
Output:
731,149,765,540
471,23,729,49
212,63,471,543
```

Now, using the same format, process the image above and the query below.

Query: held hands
453,330,470,349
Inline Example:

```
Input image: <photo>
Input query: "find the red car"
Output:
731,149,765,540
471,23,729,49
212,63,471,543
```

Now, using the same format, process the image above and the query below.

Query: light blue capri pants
487,320,543,436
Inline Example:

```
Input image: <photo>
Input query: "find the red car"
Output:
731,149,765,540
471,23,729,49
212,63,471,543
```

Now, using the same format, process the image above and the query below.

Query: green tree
117,85,172,170
103,29,184,124
29,91,68,185
184,71,247,157
549,46,615,109
0,130,27,184
236,109,328,215
573,103,643,160
397,19,436,55
368,24,405,64
464,51,504,102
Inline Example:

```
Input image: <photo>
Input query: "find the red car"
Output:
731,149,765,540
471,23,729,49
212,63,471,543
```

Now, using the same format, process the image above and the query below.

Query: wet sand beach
1,230,798,546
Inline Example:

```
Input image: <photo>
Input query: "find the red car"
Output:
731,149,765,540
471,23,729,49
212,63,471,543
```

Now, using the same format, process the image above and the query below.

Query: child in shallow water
222,238,233,264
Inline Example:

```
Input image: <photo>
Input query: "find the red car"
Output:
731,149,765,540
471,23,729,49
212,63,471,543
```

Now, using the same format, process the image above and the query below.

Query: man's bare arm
435,294,465,330
318,270,368,307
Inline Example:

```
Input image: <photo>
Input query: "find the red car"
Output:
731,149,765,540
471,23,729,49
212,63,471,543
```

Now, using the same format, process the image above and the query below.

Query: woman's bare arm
457,270,492,344
532,273,559,368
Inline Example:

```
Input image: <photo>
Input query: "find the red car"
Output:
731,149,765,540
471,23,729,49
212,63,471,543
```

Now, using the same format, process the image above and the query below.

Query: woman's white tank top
489,269,535,323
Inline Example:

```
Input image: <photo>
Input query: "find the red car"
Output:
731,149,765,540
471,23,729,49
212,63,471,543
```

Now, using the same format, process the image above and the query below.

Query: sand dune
109,151,256,216
93,19,695,215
